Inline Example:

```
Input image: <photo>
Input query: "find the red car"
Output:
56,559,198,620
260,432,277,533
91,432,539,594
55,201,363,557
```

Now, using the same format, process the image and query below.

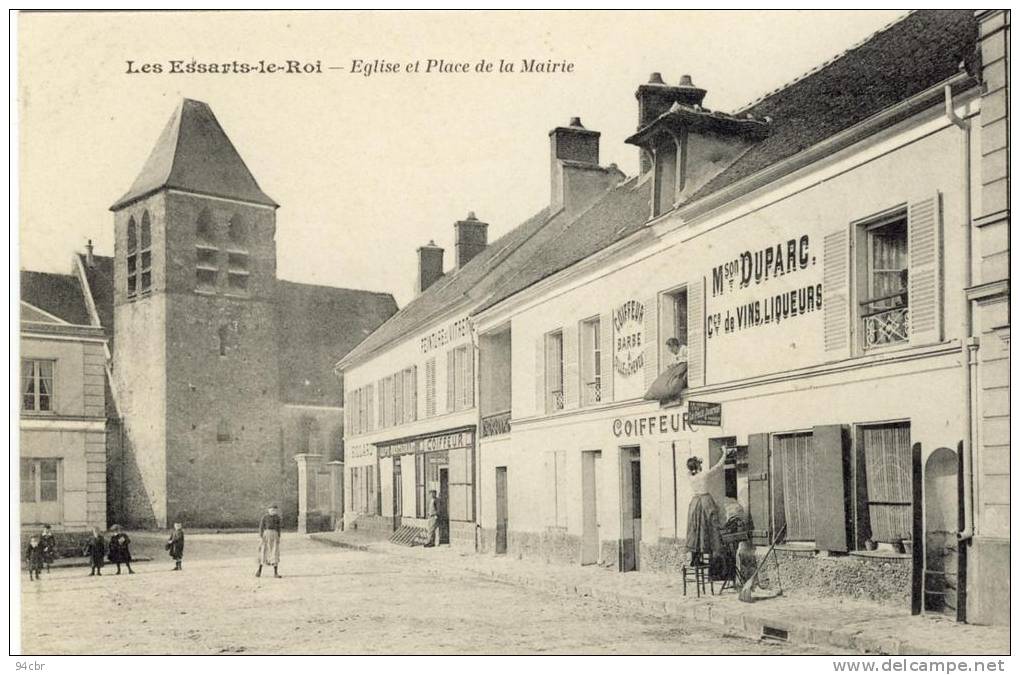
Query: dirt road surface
20,533,839,655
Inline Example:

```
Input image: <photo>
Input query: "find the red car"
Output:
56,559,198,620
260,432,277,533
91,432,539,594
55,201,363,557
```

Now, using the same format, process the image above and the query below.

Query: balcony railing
480,409,511,438
584,380,602,405
549,389,564,411
861,292,909,350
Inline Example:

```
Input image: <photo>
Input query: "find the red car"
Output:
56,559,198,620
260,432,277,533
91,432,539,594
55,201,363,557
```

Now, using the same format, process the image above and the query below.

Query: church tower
110,99,284,527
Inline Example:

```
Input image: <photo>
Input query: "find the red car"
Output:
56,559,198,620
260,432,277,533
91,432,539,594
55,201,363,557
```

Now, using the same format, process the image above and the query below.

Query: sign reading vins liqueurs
613,299,644,377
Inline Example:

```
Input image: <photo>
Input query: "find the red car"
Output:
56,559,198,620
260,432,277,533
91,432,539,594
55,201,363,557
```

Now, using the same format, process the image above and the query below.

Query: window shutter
658,441,678,539
535,335,546,414
366,383,375,432
823,228,850,356
411,366,419,421
599,312,614,403
643,295,659,389
563,324,579,409
687,279,705,387
377,379,385,429
446,349,456,413
810,424,851,553
464,347,474,409
425,358,436,418
747,432,771,545
908,193,943,347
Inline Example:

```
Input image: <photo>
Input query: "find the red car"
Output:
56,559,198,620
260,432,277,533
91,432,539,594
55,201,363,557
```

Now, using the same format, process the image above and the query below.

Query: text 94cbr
16,662,45,671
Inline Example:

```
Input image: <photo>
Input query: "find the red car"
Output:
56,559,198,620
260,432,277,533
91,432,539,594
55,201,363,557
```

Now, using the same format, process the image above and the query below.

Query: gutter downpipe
944,84,977,550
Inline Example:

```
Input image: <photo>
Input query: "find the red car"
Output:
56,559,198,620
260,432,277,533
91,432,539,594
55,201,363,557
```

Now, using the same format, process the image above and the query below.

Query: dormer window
652,135,680,217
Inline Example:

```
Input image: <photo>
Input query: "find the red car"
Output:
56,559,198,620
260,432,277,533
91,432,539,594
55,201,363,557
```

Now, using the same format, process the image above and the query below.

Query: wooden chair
682,552,713,597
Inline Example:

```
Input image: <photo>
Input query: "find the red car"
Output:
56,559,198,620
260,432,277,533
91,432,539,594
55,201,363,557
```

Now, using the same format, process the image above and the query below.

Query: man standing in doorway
424,490,439,547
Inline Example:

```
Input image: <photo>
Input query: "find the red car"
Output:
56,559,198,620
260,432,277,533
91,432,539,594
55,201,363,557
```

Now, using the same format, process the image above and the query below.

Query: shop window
858,213,908,350
545,330,564,412
139,211,152,294
20,459,59,503
580,318,602,406
773,431,815,543
21,359,54,412
659,286,689,372
857,422,912,545
127,215,138,298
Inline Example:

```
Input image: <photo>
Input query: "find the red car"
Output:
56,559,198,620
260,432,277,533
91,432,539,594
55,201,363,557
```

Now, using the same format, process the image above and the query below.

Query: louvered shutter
810,424,850,553
377,379,385,429
643,295,659,389
908,194,943,346
446,349,456,413
535,335,546,414
425,358,436,418
464,347,475,409
366,383,375,432
747,432,771,545
599,312,614,403
687,279,705,387
563,324,579,409
411,366,419,421
823,229,850,357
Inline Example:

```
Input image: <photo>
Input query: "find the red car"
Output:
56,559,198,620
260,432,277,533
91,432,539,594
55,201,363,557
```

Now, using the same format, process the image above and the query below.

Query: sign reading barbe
613,300,644,377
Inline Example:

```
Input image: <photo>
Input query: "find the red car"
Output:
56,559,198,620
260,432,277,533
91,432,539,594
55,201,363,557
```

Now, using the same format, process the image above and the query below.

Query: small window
217,325,228,357
859,214,908,350
653,140,679,217
21,359,54,412
21,459,59,503
227,252,249,272
545,331,564,412
197,268,217,290
227,273,249,292
127,216,138,298
228,214,248,246
139,211,152,294
197,248,218,268
217,419,232,442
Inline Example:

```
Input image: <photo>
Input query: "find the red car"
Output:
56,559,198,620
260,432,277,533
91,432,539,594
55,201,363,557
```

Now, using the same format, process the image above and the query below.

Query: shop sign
378,429,475,458
612,411,697,438
347,443,375,459
613,299,645,377
687,400,722,426
420,316,472,354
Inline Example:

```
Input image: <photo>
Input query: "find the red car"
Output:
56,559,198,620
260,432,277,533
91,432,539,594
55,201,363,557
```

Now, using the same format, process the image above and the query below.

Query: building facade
20,266,108,533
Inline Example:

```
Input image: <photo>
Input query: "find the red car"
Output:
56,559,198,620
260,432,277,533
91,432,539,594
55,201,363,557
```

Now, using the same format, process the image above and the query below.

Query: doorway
439,467,450,545
392,456,403,529
581,451,602,565
619,447,641,572
495,466,508,554
924,446,959,615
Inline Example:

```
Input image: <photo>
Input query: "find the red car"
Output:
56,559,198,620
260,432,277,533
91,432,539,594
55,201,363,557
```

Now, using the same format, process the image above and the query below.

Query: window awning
643,362,688,403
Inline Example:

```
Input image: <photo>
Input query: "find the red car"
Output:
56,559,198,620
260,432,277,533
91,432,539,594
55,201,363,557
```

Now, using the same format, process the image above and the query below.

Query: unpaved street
21,533,833,654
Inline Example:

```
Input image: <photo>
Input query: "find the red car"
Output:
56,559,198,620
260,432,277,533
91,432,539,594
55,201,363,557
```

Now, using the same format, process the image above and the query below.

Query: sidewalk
310,531,1009,656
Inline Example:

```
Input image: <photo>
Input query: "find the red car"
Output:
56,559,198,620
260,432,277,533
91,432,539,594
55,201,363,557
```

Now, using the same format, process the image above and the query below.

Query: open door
439,467,450,545
619,447,641,572
581,451,602,565
923,445,960,615
495,467,508,555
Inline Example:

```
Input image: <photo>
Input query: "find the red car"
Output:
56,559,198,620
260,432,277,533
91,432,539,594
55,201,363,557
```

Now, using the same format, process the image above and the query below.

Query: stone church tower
110,99,284,527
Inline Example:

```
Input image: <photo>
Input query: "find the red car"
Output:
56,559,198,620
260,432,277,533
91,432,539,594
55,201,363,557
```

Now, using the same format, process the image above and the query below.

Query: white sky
18,10,908,307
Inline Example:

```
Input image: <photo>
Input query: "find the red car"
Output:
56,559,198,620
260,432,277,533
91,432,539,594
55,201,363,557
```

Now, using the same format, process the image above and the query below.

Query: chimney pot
648,72,665,84
466,211,477,220
679,74,694,86
85,239,95,268
569,116,584,128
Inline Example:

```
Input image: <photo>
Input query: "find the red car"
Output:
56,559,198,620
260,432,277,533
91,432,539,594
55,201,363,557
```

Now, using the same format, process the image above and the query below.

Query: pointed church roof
110,99,278,211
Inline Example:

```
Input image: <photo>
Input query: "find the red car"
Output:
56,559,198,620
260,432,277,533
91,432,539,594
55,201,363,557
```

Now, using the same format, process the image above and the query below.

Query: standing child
39,524,56,574
166,522,184,571
84,527,106,576
107,525,135,575
25,536,44,581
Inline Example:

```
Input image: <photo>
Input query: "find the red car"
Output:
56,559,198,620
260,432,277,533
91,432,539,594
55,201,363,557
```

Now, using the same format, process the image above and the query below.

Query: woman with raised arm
685,449,730,565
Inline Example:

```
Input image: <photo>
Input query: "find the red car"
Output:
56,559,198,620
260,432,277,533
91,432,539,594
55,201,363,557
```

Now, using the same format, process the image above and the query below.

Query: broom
738,524,786,603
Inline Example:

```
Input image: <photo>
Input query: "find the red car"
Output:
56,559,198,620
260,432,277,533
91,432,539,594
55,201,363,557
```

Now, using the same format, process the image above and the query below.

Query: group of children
24,521,186,579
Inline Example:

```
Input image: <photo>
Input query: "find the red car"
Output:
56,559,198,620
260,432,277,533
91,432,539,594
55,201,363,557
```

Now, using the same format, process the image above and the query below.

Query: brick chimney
417,240,444,294
635,73,707,173
454,212,488,268
549,117,623,213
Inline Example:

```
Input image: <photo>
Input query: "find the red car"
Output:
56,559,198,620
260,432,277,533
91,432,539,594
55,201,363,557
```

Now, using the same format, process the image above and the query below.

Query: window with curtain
580,318,602,405
860,215,909,350
22,359,54,412
860,422,912,544
546,331,564,411
774,431,815,542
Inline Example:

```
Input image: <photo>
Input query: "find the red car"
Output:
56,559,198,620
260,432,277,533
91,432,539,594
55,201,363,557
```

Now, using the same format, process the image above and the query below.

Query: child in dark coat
25,536,44,581
107,524,134,575
166,522,184,571
84,527,106,576
39,525,56,574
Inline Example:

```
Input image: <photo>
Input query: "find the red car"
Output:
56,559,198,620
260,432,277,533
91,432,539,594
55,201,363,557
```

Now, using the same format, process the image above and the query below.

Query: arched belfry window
226,214,250,294
139,211,152,294
126,215,138,298
195,209,219,291
196,208,215,243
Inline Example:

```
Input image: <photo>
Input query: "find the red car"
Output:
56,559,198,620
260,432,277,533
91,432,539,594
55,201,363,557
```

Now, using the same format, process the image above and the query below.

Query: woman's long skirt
686,493,722,555
258,529,281,565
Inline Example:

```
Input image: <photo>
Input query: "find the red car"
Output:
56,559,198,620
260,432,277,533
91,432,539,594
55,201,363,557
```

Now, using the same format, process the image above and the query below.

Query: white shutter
600,312,613,403
659,441,679,539
425,358,436,418
908,194,943,346
464,347,475,409
643,295,659,389
823,228,851,357
535,335,546,415
446,349,456,413
366,383,375,432
687,279,705,387
563,323,579,409
411,366,419,421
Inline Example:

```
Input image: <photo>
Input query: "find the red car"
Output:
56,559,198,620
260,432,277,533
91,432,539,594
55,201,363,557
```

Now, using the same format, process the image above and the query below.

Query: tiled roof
276,281,398,406
110,99,278,211
77,253,115,342
690,10,979,202
340,204,568,366
479,177,654,313
20,270,92,326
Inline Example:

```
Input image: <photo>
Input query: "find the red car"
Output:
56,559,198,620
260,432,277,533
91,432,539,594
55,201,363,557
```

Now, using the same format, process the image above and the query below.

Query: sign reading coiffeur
613,300,644,377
